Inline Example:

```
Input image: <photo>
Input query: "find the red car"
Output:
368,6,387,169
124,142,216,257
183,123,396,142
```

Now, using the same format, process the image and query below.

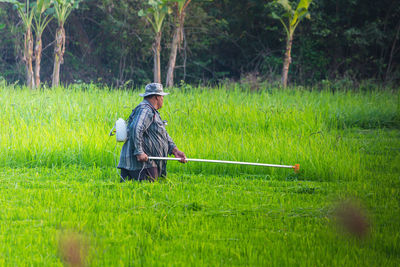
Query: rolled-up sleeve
131,107,154,155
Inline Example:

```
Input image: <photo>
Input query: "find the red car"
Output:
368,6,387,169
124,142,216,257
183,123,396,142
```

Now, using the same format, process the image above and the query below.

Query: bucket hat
139,83,169,97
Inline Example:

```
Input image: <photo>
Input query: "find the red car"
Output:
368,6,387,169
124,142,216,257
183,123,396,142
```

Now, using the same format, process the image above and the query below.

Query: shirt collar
142,99,159,113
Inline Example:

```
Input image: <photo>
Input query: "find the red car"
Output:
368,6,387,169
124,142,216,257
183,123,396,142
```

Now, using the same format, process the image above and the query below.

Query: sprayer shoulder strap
126,103,156,132
126,108,136,127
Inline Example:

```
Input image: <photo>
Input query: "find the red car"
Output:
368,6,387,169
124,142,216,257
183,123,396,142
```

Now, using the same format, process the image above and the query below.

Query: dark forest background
0,0,399,88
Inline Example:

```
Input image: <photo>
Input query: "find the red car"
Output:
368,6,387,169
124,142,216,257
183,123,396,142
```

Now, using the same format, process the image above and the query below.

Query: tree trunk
52,26,66,88
34,34,42,88
166,26,180,87
152,31,162,83
24,27,35,89
166,13,185,88
385,21,400,83
281,34,293,88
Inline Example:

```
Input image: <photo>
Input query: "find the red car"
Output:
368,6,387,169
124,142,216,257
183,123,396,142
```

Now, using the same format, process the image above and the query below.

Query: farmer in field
118,83,186,182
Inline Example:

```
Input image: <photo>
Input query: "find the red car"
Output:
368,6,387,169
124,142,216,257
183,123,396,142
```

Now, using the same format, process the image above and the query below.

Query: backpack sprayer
109,118,128,142
110,118,300,173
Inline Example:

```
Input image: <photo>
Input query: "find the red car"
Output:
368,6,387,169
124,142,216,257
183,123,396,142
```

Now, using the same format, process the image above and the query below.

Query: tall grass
0,84,399,266
1,84,398,181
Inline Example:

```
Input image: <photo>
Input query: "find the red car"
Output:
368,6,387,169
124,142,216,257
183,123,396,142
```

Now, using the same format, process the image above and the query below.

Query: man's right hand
136,153,148,162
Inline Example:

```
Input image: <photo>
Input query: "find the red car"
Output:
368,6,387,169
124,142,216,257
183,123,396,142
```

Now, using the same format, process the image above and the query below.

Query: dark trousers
120,167,159,182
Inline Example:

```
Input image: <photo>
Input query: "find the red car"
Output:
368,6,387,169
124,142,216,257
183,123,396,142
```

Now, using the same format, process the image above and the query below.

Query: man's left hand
172,148,187,163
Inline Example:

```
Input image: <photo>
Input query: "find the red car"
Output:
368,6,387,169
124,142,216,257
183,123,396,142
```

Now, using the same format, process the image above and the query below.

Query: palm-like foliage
52,0,79,25
0,0,34,26
33,0,53,88
51,0,81,87
139,0,173,83
0,0,35,88
165,0,191,87
139,0,172,34
271,0,312,87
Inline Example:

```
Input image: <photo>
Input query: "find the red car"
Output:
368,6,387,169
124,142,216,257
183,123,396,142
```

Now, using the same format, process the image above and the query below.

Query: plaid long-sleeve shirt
117,99,176,175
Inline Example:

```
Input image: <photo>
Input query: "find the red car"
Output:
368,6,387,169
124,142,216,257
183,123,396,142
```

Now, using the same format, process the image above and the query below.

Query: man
118,83,186,182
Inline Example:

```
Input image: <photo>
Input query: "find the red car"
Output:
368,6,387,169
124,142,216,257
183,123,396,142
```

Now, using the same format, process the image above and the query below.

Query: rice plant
0,84,399,266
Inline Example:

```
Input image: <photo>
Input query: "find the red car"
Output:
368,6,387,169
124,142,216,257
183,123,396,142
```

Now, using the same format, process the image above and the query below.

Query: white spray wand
148,157,300,173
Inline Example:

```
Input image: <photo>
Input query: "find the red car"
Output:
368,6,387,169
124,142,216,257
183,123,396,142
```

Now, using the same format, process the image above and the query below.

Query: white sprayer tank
115,118,127,142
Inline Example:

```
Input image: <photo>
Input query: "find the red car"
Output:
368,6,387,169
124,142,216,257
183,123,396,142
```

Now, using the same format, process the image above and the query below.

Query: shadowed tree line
0,0,399,88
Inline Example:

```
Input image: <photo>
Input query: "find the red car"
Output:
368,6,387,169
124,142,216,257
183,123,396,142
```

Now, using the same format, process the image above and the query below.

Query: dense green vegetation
0,0,399,87
0,84,399,265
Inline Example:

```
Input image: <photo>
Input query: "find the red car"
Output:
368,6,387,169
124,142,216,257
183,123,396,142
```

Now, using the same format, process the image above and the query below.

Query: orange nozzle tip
293,164,300,173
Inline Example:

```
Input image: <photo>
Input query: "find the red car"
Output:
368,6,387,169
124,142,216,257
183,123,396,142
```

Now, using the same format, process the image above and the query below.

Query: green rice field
0,83,399,266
